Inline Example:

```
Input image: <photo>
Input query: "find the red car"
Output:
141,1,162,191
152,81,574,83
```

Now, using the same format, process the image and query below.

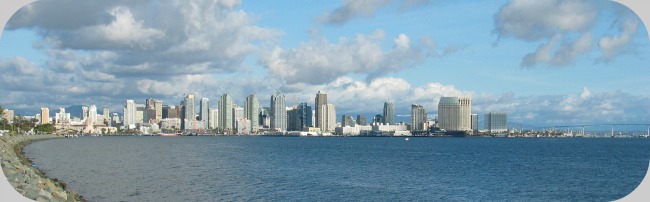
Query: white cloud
598,19,639,62
260,30,434,85
521,33,593,67
494,0,597,41
494,0,641,67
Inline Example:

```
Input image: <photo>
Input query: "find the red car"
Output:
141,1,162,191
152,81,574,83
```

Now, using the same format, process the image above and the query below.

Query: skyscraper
183,94,195,130
471,114,478,131
326,104,336,132
356,115,366,126
200,97,209,129
154,100,163,122
40,107,49,124
287,103,312,131
88,105,97,125
342,115,354,127
102,107,110,126
437,97,472,131
315,91,327,129
383,100,395,125
233,105,244,132
81,106,89,121
411,104,427,131
270,92,287,132
124,100,136,126
245,94,260,133
485,112,507,133
209,108,218,129
219,93,233,130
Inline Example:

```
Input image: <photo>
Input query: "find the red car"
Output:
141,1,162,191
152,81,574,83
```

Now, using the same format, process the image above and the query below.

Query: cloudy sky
0,0,648,127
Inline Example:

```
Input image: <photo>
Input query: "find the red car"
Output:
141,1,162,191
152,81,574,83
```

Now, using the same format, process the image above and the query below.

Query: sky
0,0,649,127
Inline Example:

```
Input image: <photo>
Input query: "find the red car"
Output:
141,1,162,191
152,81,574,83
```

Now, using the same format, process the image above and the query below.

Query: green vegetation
35,123,55,133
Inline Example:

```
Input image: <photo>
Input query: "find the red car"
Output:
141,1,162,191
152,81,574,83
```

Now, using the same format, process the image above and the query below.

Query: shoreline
0,134,84,202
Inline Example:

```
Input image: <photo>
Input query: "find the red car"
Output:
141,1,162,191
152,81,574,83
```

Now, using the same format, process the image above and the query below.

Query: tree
35,124,55,134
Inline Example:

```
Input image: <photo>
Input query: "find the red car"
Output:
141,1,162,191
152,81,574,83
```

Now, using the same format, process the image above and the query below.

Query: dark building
356,115,366,126
287,103,312,131
342,115,355,127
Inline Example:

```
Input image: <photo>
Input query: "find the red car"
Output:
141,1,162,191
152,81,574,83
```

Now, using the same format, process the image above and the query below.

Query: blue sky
0,0,648,127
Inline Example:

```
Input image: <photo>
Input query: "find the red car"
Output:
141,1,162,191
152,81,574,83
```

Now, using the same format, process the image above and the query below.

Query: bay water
24,136,650,201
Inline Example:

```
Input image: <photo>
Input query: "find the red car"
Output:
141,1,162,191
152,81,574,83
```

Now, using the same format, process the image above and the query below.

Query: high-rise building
411,104,427,131
146,98,156,108
356,115,366,126
40,107,49,124
471,114,478,131
326,104,336,132
88,105,97,125
154,100,163,122
233,105,244,132
342,115,354,127
245,94,260,133
485,112,507,133
383,100,395,125
209,109,218,129
200,97,209,129
136,104,145,124
315,91,327,129
270,92,287,132
259,107,270,128
287,103,312,131
183,94,195,130
437,97,472,131
124,100,136,126
102,107,110,126
82,106,89,121
219,93,233,130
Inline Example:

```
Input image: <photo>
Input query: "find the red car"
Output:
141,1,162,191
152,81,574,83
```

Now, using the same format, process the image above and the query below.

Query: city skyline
0,0,649,127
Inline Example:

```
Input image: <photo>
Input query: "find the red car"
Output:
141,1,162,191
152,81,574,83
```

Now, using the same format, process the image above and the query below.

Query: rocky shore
0,134,84,202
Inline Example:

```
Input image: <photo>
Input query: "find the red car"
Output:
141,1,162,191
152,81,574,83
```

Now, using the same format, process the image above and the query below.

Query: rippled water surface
24,136,650,201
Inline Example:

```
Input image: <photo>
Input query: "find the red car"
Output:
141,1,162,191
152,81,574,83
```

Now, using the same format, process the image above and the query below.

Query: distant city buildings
245,94,259,133
471,114,478,131
438,97,472,132
485,112,507,133
219,93,233,130
342,115,354,127
410,104,427,131
183,94,195,130
40,107,49,124
270,92,287,132
383,100,395,125
200,97,209,129
356,115,366,126
315,91,327,129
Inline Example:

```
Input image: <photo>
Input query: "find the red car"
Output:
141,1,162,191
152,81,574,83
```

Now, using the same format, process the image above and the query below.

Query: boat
159,133,182,137
405,137,409,141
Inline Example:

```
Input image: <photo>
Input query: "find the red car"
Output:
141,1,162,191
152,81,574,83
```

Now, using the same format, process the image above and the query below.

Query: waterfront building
55,108,70,125
102,107,110,125
209,108,218,129
326,104,336,132
485,112,507,133
81,106,89,121
437,97,472,132
315,91,327,129
233,105,244,131
135,104,145,124
88,105,97,126
411,104,427,131
124,100,136,127
259,107,270,128
471,114,478,131
200,97,209,129
245,94,260,133
111,113,120,125
154,100,162,122
356,115,366,126
383,100,395,125
183,94,196,130
342,115,355,127
40,107,49,124
287,103,312,131
270,92,287,132
219,93,233,130
373,114,383,124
